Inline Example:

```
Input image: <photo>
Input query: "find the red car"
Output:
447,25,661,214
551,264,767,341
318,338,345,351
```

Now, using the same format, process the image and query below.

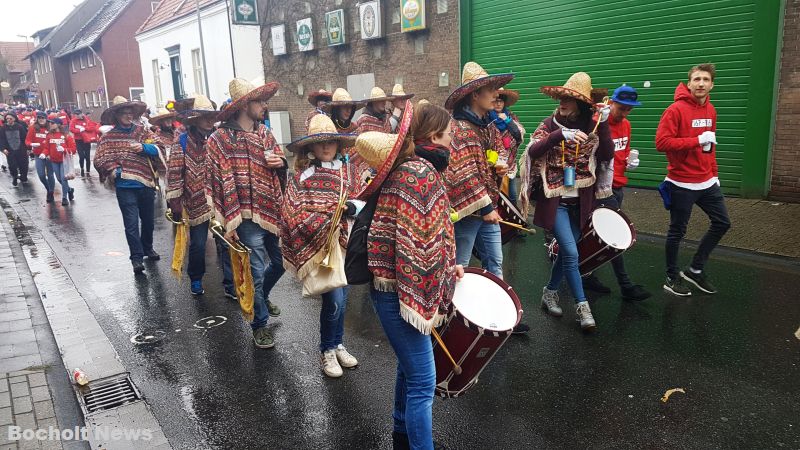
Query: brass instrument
320,167,348,269
165,208,183,224
209,219,250,254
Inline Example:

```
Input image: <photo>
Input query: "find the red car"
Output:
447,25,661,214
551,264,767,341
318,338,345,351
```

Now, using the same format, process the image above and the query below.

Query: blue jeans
320,286,349,352
51,162,71,200
236,220,285,330
35,158,55,193
214,237,234,290
547,204,586,303
115,187,156,262
454,216,503,278
371,289,435,450
188,221,209,282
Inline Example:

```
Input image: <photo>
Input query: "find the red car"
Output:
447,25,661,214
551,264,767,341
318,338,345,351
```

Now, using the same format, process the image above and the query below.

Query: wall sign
296,17,314,52
401,0,425,32
359,1,382,40
325,9,346,46
231,0,259,25
271,24,286,56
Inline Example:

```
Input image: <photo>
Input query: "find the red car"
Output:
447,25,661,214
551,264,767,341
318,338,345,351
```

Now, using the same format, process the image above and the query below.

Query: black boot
583,273,611,294
46,191,54,203
392,432,410,450
132,260,145,273
68,188,74,201
145,249,160,261
12,177,17,186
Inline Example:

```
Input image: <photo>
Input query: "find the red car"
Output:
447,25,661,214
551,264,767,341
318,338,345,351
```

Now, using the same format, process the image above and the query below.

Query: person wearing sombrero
206,78,287,349
280,114,364,378
520,72,614,331
355,86,392,134
94,96,163,273
305,89,332,131
322,88,372,182
490,88,525,205
358,101,461,450
387,84,414,133
150,98,193,163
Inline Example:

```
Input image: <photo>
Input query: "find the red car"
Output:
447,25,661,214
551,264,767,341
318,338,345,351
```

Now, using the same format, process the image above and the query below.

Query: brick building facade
770,0,800,202
259,0,460,141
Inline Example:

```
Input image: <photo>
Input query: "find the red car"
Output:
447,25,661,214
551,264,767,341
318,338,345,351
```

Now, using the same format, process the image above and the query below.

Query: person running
26,112,56,201
206,78,287,349
656,63,730,297
281,114,363,378
43,118,76,206
69,109,100,177
0,112,30,187
94,96,163,273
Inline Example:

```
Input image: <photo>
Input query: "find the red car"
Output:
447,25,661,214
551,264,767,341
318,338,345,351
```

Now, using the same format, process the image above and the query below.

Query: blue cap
610,85,642,107
51,118,63,126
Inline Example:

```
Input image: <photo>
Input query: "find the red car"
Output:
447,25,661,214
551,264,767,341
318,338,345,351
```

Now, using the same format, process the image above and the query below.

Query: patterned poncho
493,113,526,179
280,161,364,279
368,157,457,334
205,121,287,234
94,125,162,188
355,112,390,134
166,130,213,226
528,115,599,198
444,119,503,219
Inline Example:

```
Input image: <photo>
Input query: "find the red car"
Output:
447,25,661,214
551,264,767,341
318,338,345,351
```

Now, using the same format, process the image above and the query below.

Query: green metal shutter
461,0,782,197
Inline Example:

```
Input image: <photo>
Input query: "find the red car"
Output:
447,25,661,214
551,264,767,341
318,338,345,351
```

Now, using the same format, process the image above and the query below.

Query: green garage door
461,0,783,197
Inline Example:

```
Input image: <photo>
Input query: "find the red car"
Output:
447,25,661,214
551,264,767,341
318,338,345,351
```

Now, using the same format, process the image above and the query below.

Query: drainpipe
195,0,211,96
88,45,110,107
224,0,237,77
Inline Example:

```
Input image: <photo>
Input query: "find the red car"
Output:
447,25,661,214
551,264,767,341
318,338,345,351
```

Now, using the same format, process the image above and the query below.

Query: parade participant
355,87,392,133
305,89,332,130
43,118,76,206
321,88,364,134
94,96,162,274
522,72,614,331
206,78,287,349
656,63,730,297
0,113,30,187
148,106,179,162
69,109,100,177
358,101,460,450
25,112,56,200
387,84,414,133
281,114,362,378
490,88,524,205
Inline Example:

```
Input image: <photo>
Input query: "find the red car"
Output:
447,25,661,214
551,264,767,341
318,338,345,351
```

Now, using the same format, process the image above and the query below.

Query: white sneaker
541,287,563,317
335,344,358,368
321,350,343,378
575,301,596,331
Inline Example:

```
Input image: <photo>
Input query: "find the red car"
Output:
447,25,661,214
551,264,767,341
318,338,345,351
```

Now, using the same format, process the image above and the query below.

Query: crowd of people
0,60,731,450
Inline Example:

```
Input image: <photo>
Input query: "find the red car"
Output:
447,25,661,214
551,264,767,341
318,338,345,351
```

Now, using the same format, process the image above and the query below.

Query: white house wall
136,2,263,111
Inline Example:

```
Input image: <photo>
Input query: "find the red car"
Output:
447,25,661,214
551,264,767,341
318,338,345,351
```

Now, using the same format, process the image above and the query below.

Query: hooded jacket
43,131,76,163
655,83,718,183
69,117,100,143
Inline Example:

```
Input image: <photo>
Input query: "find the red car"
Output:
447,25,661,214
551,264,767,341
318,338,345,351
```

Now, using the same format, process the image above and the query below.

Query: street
1,175,799,450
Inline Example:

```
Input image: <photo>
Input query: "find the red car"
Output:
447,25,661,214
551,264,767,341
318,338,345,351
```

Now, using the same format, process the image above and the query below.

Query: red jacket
43,132,76,163
609,116,631,188
25,125,50,156
69,117,100,143
655,83,718,183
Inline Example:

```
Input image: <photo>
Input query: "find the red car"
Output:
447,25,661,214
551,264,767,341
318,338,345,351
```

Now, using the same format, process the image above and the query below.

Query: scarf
452,105,491,128
488,109,508,132
414,141,450,172
365,105,387,121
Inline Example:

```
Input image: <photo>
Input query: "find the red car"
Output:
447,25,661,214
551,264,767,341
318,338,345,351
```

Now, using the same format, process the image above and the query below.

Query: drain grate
78,374,142,415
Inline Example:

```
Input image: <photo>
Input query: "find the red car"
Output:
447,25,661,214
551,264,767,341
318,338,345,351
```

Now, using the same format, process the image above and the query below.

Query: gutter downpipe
88,45,110,107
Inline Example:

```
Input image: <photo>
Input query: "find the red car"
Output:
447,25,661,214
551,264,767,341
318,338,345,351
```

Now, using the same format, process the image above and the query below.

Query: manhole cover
130,331,165,344
194,316,227,329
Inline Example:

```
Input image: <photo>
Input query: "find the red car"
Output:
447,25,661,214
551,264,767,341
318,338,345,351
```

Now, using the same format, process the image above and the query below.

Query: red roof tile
137,0,219,35
0,42,33,73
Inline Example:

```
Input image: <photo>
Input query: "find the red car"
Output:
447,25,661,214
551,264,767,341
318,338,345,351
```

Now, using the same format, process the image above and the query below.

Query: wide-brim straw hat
149,107,177,125
307,89,333,106
497,88,520,107
365,86,392,103
217,78,280,122
286,114,356,153
179,94,218,125
540,72,594,105
444,62,514,110
355,100,414,201
101,96,147,125
321,88,367,112
390,84,414,101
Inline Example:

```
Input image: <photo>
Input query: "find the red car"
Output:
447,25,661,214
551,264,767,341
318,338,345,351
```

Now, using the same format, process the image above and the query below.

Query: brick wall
99,0,149,100
259,0,461,141
770,0,800,202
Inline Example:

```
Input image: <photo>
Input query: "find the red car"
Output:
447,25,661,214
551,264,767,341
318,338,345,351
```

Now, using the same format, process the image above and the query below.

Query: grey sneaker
541,287,563,317
335,344,358,368
268,303,281,317
575,301,596,331
253,327,274,349
664,276,692,297
321,350,343,378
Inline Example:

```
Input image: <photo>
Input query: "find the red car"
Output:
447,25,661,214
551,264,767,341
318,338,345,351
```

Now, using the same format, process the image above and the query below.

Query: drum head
452,272,519,332
592,208,633,249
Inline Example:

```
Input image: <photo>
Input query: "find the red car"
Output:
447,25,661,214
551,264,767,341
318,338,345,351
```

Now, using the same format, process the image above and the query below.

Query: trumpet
165,208,183,224
320,169,348,269
209,219,250,254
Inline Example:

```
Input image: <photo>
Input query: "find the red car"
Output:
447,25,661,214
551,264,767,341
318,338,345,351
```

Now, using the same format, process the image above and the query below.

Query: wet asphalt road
1,170,799,450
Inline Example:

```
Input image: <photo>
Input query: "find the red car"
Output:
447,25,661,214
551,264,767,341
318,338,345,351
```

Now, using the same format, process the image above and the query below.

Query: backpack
344,190,381,285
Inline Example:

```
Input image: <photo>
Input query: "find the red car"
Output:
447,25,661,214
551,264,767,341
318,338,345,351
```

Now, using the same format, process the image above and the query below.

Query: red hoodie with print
43,132,76,163
655,83,718,183
25,125,50,156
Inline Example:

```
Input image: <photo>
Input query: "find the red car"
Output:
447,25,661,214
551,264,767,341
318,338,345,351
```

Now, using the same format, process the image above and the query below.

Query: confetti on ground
660,388,686,403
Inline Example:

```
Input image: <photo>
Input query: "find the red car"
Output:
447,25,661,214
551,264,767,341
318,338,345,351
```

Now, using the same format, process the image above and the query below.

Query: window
437,0,448,14
191,49,205,95
151,0,160,12
71,57,77,73
75,92,81,108
44,91,50,109
92,91,99,107
414,36,425,55
47,54,52,72
88,51,95,67
85,92,90,108
392,7,400,24
80,53,87,69
152,59,163,106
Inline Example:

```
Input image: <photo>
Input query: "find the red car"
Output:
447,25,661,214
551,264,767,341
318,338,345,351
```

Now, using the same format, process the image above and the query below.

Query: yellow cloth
171,222,188,279
230,248,255,322
500,176,510,197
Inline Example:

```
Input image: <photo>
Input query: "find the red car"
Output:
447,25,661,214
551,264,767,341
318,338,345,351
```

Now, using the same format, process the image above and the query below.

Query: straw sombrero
307,89,333,106
286,114,357,153
390,84,414,101
540,72,594,105
355,100,414,201
497,88,520,107
444,62,514,110
100,96,147,125
151,98,195,125
364,87,392,103
179,94,218,125
321,88,367,112
217,78,279,121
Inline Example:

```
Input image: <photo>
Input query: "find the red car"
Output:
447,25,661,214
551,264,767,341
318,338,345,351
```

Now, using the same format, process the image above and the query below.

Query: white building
135,0,263,110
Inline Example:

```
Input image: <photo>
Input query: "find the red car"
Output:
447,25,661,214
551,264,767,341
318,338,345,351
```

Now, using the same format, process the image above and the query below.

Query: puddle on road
130,331,166,345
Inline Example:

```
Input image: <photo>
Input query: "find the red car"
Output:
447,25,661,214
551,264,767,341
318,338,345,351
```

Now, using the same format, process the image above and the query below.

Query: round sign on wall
363,5,377,38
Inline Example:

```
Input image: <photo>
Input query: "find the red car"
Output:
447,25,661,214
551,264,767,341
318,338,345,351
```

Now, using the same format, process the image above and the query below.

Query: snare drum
433,268,523,398
497,191,528,244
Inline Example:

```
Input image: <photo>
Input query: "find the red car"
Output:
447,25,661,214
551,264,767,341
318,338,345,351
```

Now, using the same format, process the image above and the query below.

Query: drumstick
431,328,462,375
498,220,536,234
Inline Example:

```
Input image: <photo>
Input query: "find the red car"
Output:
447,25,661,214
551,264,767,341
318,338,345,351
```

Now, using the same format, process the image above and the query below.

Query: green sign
400,0,425,32
296,18,314,51
231,0,258,25
326,9,346,46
